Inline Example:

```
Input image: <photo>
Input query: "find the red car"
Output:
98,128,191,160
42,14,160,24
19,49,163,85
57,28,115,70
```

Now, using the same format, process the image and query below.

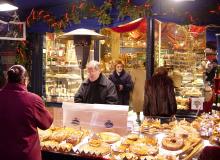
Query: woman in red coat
0,65,53,160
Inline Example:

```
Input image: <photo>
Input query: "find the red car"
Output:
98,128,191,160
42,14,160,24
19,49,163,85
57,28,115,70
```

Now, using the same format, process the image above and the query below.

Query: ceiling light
0,2,18,11
173,0,195,1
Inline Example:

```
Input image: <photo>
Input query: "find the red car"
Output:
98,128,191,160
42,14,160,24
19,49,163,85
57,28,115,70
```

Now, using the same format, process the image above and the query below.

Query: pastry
130,142,158,156
119,152,138,160
88,134,101,147
98,132,121,144
57,142,73,152
38,129,52,142
127,133,139,141
162,136,184,151
66,135,80,146
112,144,127,153
79,142,111,156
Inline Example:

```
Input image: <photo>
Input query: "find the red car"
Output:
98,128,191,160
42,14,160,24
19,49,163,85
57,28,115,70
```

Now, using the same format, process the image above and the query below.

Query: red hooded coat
0,83,53,160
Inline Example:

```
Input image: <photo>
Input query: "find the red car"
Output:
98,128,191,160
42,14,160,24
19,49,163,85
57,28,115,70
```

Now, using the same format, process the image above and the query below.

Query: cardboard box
62,102,129,135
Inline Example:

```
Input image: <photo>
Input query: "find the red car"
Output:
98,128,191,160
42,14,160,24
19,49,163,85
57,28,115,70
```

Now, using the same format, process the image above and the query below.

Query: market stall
39,104,220,160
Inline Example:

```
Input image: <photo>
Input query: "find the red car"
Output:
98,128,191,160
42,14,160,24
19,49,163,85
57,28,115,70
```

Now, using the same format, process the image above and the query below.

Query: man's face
116,64,123,73
87,67,100,82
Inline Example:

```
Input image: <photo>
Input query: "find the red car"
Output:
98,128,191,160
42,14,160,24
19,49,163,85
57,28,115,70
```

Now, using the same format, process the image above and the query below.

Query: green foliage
26,0,153,30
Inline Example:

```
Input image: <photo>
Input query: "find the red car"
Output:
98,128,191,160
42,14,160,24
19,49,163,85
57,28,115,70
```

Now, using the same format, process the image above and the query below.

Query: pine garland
26,0,153,31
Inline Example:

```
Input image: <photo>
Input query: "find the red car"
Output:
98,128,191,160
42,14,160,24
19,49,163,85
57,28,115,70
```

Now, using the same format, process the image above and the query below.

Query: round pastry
98,132,121,144
127,133,139,141
119,152,138,160
162,136,184,151
112,144,127,153
144,136,158,146
130,142,158,156
121,138,135,146
66,135,79,146
79,142,110,156
88,134,101,147
38,129,52,142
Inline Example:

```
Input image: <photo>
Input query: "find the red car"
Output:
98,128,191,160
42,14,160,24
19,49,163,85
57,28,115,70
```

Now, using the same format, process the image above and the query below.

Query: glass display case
155,21,206,111
44,33,94,103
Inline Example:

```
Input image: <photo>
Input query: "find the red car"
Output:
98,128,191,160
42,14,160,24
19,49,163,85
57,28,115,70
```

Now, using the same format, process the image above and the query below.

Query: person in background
143,66,177,117
109,60,133,105
74,60,118,104
130,63,146,122
0,65,53,160
205,59,218,85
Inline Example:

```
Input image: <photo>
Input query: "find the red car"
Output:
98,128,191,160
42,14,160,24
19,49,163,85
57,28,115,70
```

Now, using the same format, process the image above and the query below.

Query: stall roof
0,0,219,32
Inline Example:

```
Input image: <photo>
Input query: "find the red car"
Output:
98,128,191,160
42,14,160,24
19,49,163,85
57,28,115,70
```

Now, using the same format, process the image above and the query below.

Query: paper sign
62,102,129,135
191,97,205,110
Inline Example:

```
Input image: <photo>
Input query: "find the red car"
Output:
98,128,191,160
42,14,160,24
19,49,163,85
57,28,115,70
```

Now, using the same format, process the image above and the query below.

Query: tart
130,142,158,156
127,133,139,141
162,136,184,151
98,132,121,144
79,142,111,156
119,152,138,160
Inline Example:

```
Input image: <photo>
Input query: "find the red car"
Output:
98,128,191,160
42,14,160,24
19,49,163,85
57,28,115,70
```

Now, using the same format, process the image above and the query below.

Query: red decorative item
111,18,145,33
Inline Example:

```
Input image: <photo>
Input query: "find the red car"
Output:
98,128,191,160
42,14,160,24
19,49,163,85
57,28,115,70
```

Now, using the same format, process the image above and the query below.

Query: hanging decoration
26,0,153,31
16,40,32,76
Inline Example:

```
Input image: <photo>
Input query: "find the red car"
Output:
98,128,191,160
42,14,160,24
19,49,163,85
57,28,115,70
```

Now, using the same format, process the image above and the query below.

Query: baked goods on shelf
112,144,128,153
140,118,161,134
57,142,73,152
127,133,139,141
38,129,52,142
98,132,121,144
121,137,135,146
66,135,80,146
79,142,111,156
40,140,59,151
162,136,184,151
88,134,102,147
118,152,138,160
130,142,158,156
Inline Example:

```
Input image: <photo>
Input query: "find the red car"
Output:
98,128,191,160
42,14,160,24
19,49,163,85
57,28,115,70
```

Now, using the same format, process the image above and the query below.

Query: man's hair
86,60,100,70
7,65,28,83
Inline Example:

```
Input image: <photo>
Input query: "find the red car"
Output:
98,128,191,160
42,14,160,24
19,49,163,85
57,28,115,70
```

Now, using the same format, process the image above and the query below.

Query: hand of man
118,84,123,91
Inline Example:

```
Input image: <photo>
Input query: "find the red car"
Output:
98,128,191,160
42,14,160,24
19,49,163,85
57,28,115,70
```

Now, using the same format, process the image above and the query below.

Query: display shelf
44,33,85,103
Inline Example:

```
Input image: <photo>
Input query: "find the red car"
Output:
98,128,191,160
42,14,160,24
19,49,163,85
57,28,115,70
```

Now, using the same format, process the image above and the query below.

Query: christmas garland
26,0,153,31
16,40,31,77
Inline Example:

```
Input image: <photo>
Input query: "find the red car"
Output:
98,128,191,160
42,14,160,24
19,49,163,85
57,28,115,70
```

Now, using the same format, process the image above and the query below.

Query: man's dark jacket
74,73,118,104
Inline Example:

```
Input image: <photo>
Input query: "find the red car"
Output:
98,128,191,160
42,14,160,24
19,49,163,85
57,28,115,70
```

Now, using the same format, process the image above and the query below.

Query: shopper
109,60,133,105
130,64,146,122
0,65,53,160
74,60,118,104
143,66,177,117
205,59,218,85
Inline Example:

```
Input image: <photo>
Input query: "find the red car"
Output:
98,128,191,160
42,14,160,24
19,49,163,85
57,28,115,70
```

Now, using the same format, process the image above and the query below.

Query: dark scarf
86,74,102,104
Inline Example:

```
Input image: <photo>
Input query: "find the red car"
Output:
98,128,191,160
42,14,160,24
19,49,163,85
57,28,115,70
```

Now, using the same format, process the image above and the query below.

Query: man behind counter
74,60,118,104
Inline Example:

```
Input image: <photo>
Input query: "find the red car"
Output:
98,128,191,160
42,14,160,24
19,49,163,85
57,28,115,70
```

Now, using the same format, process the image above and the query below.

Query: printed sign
191,97,205,110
